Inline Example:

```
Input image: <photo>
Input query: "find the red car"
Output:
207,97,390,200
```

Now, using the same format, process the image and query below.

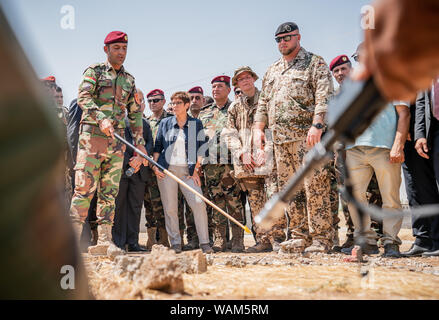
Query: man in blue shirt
342,102,410,257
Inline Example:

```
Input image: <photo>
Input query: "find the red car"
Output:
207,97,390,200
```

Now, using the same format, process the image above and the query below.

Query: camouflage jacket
77,61,145,146
199,99,232,165
147,109,171,143
254,47,334,144
225,89,274,179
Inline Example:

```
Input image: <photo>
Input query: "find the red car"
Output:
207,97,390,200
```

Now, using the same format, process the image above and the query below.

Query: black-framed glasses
148,98,163,104
275,34,298,43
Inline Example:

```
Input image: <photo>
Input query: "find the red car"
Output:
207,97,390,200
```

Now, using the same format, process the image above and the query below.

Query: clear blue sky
3,0,370,115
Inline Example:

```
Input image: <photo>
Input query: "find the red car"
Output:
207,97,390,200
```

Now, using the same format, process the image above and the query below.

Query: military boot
212,225,227,252
231,225,244,253
88,224,124,256
246,242,272,253
146,227,157,250
157,226,170,247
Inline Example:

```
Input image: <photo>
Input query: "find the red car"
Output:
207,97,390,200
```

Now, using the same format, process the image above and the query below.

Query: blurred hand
99,119,114,138
352,0,439,101
306,126,322,148
415,138,429,159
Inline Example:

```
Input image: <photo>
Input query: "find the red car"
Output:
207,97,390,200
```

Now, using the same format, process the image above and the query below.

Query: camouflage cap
232,66,258,87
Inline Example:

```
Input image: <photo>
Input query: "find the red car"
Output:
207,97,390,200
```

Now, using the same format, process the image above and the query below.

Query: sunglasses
275,34,298,43
148,98,163,104
235,90,242,95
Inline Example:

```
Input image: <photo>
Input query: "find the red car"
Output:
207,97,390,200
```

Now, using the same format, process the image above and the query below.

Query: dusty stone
125,249,184,293
225,256,246,268
107,244,125,260
114,256,143,279
176,250,207,274
88,244,109,255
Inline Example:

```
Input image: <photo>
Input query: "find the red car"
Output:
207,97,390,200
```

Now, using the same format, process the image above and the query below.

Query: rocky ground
83,227,439,300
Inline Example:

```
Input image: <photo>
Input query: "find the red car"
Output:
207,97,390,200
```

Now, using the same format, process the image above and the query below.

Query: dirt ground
84,222,439,300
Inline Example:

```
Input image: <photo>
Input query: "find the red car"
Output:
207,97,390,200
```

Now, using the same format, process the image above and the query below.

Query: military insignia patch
285,25,291,32
124,35,128,41
342,57,347,61
84,76,96,85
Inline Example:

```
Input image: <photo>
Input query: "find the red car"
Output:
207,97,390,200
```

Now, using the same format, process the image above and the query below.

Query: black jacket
415,90,436,148
121,118,153,182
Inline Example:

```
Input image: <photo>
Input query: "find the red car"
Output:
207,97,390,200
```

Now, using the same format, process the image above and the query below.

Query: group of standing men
51,18,439,258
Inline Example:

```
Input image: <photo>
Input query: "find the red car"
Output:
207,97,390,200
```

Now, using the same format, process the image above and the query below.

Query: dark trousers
402,138,439,249
112,174,146,248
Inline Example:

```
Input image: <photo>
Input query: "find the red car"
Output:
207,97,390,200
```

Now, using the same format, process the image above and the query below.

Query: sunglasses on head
148,98,163,104
275,34,298,43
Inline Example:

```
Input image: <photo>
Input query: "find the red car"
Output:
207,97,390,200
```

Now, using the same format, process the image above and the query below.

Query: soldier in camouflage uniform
199,76,246,253
70,31,147,254
253,22,334,253
144,89,171,248
225,66,279,253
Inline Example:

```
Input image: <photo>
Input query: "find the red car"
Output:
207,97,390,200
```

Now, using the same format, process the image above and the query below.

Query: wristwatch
312,123,324,130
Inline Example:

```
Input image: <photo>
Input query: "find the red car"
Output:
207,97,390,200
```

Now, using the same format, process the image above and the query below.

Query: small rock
88,244,109,256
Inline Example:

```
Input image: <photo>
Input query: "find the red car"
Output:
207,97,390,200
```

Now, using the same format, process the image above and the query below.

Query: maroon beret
211,75,230,86
146,89,164,98
41,76,56,82
329,55,351,71
104,31,128,45
188,86,203,95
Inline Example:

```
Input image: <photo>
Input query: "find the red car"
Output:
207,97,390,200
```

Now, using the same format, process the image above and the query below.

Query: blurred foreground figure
0,7,90,299
356,0,439,101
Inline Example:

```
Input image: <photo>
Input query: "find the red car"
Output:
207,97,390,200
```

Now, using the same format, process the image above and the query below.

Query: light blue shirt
347,102,408,150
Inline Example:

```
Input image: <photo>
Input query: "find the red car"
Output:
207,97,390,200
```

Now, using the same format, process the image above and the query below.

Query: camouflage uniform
254,47,335,247
224,89,274,245
144,110,171,228
199,99,245,249
70,61,144,225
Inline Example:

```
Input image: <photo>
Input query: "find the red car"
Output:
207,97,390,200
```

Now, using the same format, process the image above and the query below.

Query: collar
213,99,232,110
171,115,189,129
104,60,125,73
282,46,307,69
241,88,260,107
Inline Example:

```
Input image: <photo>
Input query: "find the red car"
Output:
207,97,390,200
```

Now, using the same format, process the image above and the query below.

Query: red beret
104,31,128,45
188,86,203,95
329,55,351,71
147,89,164,98
211,75,230,86
42,76,56,82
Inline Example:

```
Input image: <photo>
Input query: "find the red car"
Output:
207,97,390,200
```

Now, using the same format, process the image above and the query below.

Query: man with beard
253,22,334,253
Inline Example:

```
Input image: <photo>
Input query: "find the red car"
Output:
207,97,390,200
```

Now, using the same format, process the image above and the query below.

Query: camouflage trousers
202,164,245,228
70,127,124,225
143,167,166,229
241,177,272,244
274,140,333,246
